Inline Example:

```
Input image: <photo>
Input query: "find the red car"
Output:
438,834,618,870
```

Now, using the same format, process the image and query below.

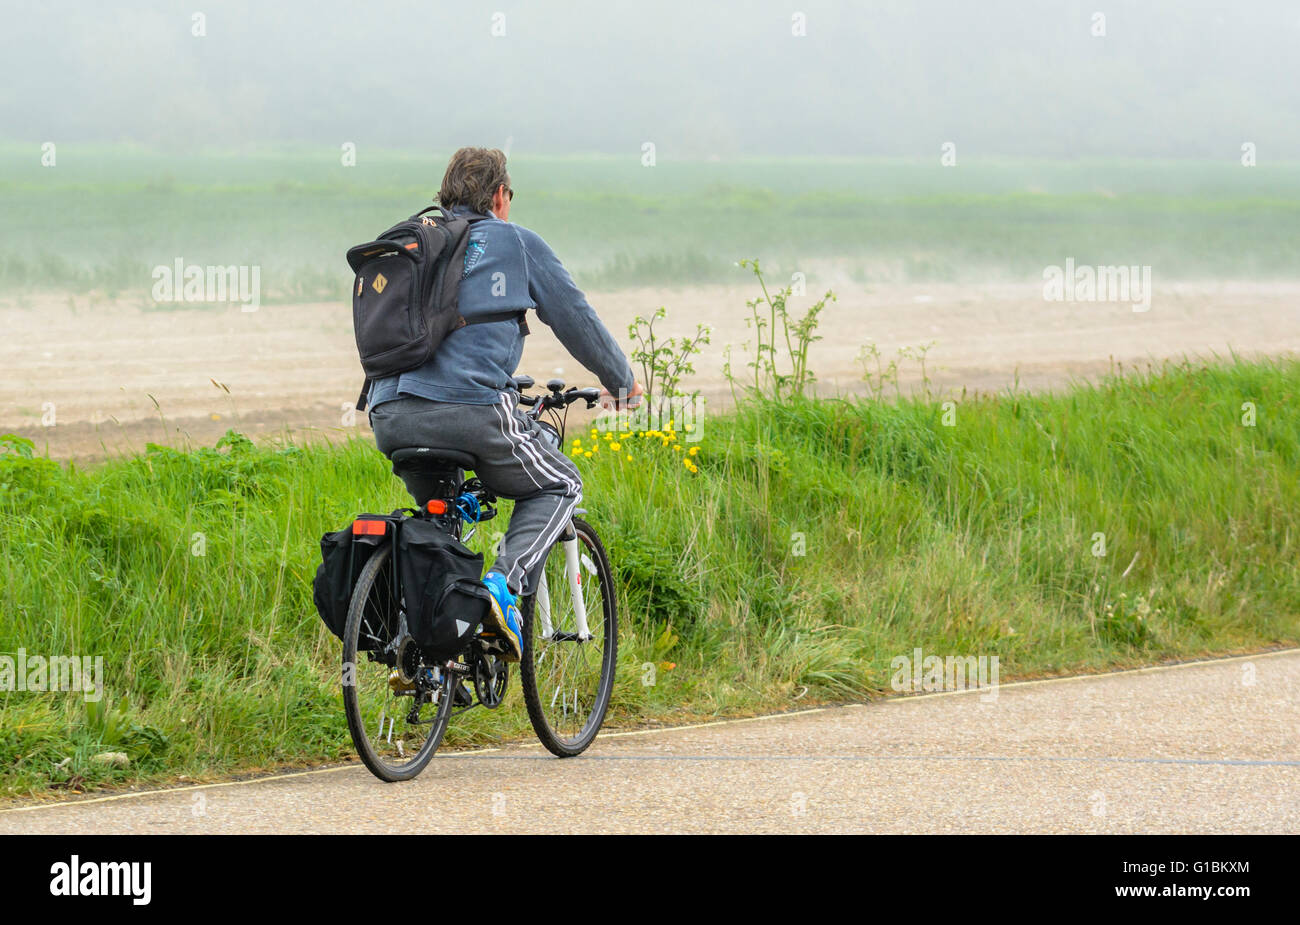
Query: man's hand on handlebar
599,380,645,411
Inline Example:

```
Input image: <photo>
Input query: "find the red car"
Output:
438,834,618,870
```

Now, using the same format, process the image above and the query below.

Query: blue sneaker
480,572,523,662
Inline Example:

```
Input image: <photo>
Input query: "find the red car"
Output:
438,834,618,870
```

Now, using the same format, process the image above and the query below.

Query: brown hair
438,147,510,214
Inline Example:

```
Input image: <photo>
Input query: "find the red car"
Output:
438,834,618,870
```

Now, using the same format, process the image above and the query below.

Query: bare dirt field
3,281,1298,462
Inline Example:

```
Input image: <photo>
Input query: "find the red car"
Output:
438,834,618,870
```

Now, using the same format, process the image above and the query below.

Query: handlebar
514,375,603,411
517,386,600,411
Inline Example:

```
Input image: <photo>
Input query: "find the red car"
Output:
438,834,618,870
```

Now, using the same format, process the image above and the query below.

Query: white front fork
536,532,592,641
563,535,593,640
537,567,554,639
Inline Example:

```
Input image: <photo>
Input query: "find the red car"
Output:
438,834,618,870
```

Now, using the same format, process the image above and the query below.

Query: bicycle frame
434,379,604,649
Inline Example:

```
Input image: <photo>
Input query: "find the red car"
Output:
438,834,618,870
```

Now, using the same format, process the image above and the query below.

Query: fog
3,0,1298,158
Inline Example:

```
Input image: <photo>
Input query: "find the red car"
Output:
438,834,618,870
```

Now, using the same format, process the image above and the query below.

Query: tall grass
1,358,1298,795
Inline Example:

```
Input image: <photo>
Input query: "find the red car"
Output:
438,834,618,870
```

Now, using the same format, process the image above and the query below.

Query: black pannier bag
397,518,492,660
312,514,399,649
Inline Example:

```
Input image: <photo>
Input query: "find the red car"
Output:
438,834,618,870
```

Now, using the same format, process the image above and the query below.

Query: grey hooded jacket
367,205,634,408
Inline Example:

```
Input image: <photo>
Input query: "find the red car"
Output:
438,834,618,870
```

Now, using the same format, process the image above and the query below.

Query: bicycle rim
520,517,618,757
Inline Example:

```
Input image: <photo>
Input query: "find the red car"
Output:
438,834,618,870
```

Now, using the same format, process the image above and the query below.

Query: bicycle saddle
389,445,476,472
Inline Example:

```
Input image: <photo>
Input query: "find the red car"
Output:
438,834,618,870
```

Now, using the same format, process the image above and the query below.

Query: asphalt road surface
3,650,1296,834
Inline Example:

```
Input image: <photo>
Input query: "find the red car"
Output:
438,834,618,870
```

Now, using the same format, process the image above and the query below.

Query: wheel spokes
355,610,440,767
532,537,607,743
358,670,432,766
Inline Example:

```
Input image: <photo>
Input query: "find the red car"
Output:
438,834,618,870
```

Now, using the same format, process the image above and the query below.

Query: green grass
1,357,1297,797
3,146,1300,300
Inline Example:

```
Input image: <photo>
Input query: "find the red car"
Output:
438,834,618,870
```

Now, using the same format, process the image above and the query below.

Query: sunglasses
505,186,514,202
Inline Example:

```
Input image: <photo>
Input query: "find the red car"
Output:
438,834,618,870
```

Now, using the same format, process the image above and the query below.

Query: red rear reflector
352,519,386,535
404,242,419,250
426,500,448,515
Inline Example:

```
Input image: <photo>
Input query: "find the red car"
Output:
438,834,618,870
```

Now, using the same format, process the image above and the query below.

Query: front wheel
519,517,618,757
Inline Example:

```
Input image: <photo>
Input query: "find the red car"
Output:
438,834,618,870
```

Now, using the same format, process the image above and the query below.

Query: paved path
3,650,1297,834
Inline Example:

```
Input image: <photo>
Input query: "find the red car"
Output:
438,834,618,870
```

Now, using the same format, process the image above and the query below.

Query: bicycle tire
342,545,453,782
519,517,618,757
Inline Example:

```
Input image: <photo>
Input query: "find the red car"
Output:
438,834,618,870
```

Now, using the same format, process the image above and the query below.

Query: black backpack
347,205,524,411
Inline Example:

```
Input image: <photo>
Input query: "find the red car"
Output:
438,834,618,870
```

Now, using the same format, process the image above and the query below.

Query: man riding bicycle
366,146,643,664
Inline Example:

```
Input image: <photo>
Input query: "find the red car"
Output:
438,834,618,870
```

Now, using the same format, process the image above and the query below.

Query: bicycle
341,375,619,782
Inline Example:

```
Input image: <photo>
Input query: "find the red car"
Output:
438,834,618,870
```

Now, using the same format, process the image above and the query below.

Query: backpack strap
463,309,529,328
414,205,491,226
414,204,451,220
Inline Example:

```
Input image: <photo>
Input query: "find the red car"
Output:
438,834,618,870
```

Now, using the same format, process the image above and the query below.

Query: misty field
1,356,1297,796
3,146,1300,301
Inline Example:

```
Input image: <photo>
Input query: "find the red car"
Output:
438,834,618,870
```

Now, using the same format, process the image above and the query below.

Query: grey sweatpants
369,393,581,597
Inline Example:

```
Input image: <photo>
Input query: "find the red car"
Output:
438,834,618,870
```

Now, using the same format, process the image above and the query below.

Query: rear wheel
342,546,453,782
519,517,618,757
